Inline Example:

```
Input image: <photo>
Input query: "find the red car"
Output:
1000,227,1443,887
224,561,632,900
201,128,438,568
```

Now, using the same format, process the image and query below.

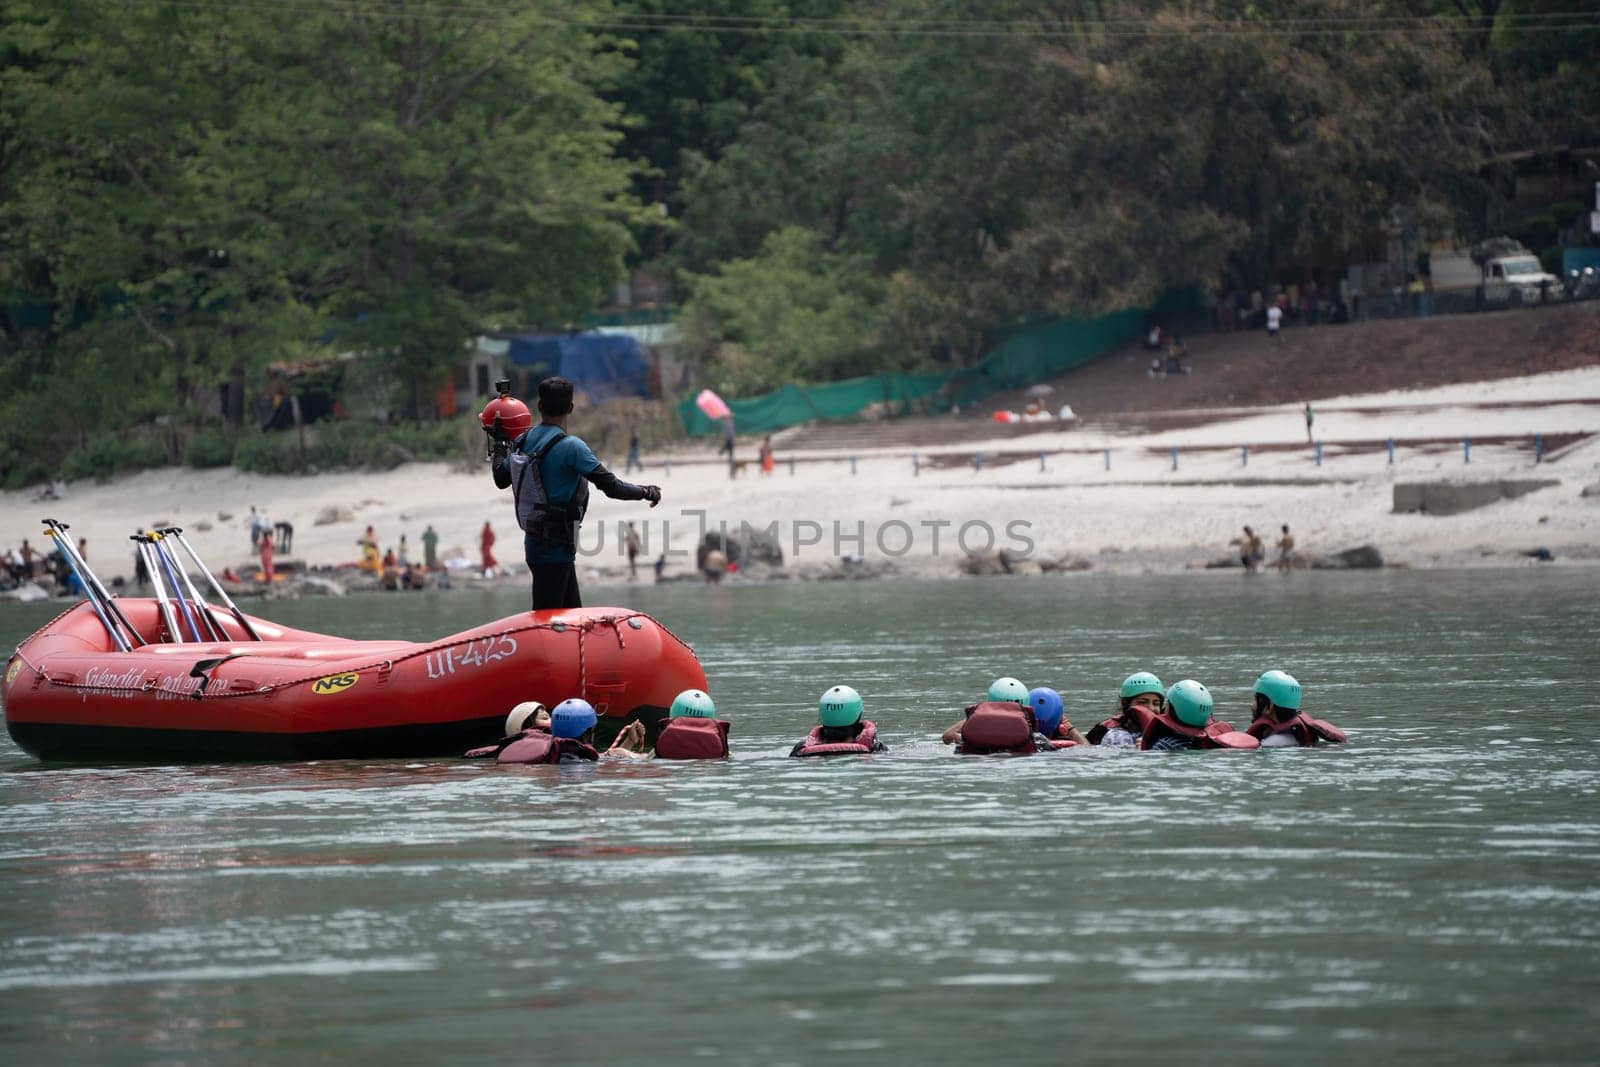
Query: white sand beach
4,366,1598,588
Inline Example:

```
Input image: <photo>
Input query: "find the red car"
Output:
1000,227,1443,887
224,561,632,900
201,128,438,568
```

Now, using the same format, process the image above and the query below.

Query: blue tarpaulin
505,332,654,402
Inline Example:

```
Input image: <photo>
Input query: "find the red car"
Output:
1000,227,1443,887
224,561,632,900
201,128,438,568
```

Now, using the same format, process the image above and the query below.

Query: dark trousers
530,562,582,610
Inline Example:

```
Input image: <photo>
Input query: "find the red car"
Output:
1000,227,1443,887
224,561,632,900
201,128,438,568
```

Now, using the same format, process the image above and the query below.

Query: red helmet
479,393,532,442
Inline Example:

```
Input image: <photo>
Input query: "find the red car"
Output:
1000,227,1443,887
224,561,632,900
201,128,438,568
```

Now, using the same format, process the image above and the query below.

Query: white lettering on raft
424,635,517,680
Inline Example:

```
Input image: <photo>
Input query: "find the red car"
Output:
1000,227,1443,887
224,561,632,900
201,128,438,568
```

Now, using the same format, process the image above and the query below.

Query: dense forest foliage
1,1,1596,483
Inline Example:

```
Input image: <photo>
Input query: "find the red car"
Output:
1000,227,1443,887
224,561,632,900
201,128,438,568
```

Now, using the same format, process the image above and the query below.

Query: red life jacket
1138,711,1260,750
494,730,600,764
956,701,1040,756
1086,705,1156,745
1246,712,1348,746
1044,728,1077,751
465,725,551,760
655,717,731,760
791,719,882,757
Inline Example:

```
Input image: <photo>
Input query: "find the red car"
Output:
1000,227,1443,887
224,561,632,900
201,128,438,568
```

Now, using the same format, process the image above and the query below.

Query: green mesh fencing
676,304,1160,436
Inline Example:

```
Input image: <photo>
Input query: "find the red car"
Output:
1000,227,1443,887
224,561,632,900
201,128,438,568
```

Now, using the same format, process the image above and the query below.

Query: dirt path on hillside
994,302,1600,418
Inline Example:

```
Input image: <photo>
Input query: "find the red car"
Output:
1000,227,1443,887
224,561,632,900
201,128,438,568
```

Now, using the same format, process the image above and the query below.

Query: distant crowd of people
1214,281,1350,332
2,536,88,593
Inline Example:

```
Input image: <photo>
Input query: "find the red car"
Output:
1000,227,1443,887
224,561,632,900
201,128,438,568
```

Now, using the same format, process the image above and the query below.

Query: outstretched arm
586,464,661,506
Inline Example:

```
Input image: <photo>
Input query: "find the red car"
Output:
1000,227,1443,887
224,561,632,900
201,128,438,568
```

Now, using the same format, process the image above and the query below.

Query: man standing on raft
487,376,661,609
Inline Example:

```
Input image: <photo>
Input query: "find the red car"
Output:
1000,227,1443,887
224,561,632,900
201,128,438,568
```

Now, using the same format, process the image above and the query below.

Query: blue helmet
1029,687,1064,736
550,698,597,739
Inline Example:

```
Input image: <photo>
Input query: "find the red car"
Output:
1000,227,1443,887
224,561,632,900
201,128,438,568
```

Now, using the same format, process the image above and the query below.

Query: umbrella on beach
1025,384,1055,399
695,389,731,421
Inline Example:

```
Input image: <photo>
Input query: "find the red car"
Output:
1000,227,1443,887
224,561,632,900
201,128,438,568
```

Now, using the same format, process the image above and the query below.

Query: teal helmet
670,689,717,719
1253,670,1302,711
1164,680,1213,728
986,677,1029,705
1120,671,1165,700
818,685,864,728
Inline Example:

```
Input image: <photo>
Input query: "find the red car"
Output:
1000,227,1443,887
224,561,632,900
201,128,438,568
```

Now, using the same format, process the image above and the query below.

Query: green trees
2,1,1594,484
680,226,885,393
1,0,644,482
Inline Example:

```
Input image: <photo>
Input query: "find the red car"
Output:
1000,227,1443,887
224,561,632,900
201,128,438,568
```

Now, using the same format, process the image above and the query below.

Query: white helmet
504,701,549,736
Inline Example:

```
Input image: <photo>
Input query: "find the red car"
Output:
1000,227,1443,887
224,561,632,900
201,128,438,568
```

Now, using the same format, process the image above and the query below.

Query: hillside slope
774,303,1599,451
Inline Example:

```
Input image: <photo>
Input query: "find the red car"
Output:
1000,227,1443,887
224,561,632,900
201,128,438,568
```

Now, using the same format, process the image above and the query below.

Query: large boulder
314,505,357,526
959,551,1009,576
1581,482,1600,499
1311,544,1385,569
1038,554,1093,574
702,523,784,566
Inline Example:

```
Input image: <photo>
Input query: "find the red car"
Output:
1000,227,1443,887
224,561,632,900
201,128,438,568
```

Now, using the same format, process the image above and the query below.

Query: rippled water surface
3,569,1598,1064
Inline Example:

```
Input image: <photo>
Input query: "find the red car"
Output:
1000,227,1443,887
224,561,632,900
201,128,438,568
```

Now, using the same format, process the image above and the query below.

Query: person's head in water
1163,680,1214,728
1119,671,1165,716
1029,687,1064,736
817,684,864,741
669,689,717,719
986,677,1029,705
504,700,550,736
1251,670,1301,723
551,698,597,743
537,376,575,420
1243,525,1253,537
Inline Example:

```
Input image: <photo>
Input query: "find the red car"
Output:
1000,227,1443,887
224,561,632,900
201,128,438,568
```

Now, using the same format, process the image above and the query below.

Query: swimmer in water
1086,672,1165,747
790,685,887,757
1245,670,1348,747
940,676,1032,744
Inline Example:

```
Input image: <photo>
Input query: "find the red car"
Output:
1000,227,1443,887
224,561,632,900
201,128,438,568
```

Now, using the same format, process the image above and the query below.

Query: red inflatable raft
2,598,706,761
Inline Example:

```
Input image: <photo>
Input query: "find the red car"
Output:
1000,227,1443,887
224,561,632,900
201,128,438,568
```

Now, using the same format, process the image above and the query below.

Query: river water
2,569,1597,1064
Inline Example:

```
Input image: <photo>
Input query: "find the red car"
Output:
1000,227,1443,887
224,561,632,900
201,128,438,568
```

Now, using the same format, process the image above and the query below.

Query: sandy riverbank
3,367,1598,592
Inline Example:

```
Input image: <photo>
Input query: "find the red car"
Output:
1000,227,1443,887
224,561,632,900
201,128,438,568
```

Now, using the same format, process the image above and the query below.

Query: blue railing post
1038,450,1046,472
973,453,983,473
913,453,920,477
1103,449,1111,471
789,456,796,476
665,459,672,477
1387,438,1395,465
1463,436,1471,465
1242,445,1249,467
1534,434,1544,464
1314,441,1323,467
850,455,857,476
1171,446,1178,471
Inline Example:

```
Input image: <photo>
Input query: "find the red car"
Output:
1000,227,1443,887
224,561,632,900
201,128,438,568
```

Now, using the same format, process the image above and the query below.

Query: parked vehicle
1430,242,1562,307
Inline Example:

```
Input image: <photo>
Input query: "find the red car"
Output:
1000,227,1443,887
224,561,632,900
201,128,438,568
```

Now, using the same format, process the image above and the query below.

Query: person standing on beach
480,521,496,578
719,416,736,478
1277,525,1296,571
624,430,642,474
1240,526,1265,573
491,376,661,609
421,524,439,571
625,521,642,579
1303,402,1315,443
259,529,275,585
759,434,774,475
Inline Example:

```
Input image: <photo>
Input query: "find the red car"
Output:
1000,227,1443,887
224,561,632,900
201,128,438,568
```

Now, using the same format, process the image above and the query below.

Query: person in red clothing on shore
480,521,497,578
259,529,275,584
